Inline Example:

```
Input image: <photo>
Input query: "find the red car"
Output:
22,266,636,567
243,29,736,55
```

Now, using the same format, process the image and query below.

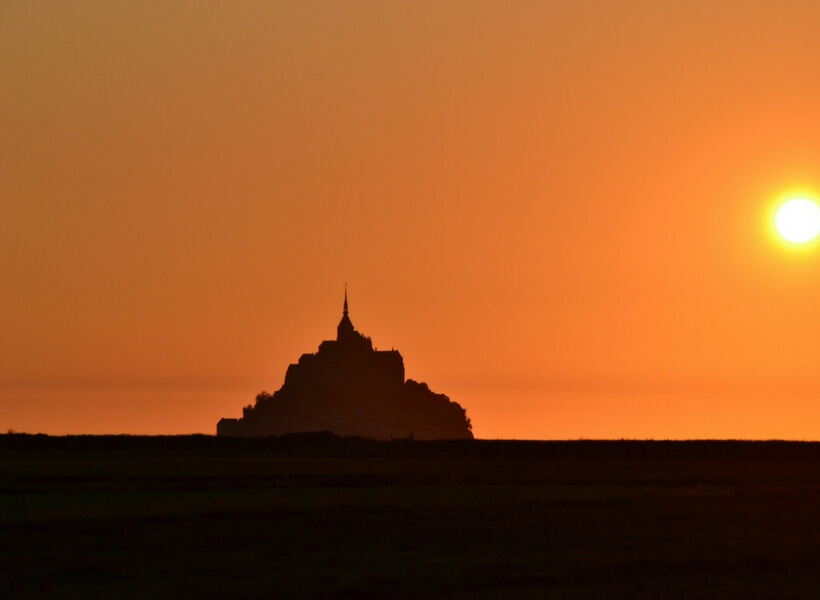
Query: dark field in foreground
3,435,820,598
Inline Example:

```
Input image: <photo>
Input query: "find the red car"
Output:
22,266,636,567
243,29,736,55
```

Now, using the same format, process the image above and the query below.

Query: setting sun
775,198,820,244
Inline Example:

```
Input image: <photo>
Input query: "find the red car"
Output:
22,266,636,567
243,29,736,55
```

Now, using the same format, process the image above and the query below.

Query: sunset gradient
3,1,820,438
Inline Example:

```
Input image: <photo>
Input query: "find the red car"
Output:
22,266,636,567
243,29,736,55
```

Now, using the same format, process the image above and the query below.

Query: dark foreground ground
3,434,820,598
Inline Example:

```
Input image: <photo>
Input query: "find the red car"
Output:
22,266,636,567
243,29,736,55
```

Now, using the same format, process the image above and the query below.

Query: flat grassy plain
3,434,820,598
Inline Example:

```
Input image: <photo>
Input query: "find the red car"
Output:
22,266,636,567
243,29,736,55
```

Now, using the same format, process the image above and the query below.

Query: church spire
337,283,355,341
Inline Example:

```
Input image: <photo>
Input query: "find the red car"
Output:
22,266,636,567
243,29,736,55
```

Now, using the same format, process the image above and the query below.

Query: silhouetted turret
217,290,473,440
336,288,356,342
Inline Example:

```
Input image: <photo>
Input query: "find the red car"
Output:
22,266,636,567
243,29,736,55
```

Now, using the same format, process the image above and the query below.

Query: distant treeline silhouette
4,432,820,461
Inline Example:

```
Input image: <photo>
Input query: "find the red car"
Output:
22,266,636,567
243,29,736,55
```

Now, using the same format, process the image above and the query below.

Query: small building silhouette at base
217,291,473,440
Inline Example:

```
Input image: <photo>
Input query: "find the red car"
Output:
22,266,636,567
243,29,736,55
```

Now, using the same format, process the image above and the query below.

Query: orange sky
3,1,820,438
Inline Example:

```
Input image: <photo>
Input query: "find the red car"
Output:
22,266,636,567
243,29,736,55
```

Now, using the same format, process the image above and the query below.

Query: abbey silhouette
217,290,473,439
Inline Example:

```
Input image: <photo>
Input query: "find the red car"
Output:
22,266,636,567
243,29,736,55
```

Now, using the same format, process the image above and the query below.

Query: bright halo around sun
775,198,820,244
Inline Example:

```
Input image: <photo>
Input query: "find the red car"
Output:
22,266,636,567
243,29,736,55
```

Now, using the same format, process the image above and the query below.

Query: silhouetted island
217,291,473,439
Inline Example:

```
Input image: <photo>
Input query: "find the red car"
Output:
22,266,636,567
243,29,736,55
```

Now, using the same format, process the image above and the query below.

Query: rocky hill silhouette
217,291,473,439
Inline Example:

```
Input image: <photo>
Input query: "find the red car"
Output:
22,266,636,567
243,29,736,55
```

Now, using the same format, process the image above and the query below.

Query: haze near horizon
3,1,820,439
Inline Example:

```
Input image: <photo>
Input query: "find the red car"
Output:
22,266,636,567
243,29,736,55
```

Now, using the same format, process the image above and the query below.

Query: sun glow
774,197,820,245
